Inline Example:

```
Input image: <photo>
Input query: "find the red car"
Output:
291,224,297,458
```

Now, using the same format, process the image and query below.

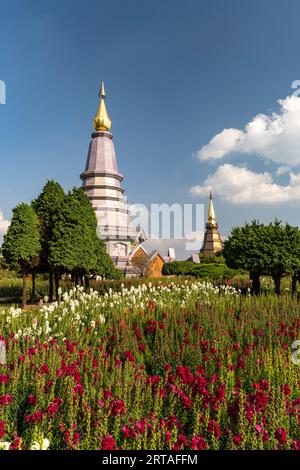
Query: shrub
162,261,238,280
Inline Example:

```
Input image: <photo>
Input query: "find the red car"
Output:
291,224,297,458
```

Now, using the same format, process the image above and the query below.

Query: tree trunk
273,275,281,296
49,271,53,302
31,272,36,303
250,271,260,295
292,273,297,298
75,273,79,286
85,276,90,289
22,275,27,309
54,272,60,301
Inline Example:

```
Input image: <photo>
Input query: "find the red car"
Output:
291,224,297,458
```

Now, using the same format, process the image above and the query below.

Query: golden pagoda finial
99,81,106,98
94,81,112,132
208,191,216,224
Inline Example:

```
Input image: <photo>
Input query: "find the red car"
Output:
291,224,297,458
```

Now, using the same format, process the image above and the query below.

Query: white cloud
190,163,300,205
197,95,300,167
0,211,10,237
276,165,291,176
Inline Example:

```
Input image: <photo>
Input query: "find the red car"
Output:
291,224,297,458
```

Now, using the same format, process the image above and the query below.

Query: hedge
162,260,238,280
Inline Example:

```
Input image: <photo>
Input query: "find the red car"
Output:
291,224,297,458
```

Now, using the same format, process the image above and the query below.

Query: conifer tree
49,188,119,287
2,203,41,308
32,180,65,300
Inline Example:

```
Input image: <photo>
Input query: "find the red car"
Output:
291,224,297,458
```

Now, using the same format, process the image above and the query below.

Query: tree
265,220,294,296
70,188,120,280
2,204,41,308
224,219,300,296
284,224,300,297
223,221,270,295
48,188,119,287
32,181,65,301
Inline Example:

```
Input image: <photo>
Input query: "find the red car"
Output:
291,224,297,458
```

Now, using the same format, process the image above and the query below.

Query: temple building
80,82,146,268
201,192,223,255
80,82,166,276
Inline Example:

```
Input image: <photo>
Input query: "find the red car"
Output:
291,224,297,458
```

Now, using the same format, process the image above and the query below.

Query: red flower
25,409,43,424
138,343,145,352
191,435,207,450
275,427,287,446
233,434,242,445
0,375,9,384
0,393,13,406
72,384,83,396
47,397,62,419
208,420,222,438
122,425,131,438
0,420,6,439
112,400,125,416
123,350,135,363
101,435,116,450
28,394,37,406
27,347,36,357
40,363,50,374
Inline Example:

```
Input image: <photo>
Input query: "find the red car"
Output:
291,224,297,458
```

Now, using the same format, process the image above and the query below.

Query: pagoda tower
201,192,223,255
80,82,145,263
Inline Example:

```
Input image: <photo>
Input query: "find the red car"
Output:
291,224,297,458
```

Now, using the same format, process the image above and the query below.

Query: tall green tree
265,220,293,296
223,220,270,295
281,224,300,297
49,188,118,288
2,203,41,308
32,180,65,300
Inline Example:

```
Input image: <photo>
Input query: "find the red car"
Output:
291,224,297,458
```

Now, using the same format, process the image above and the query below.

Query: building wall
146,256,165,278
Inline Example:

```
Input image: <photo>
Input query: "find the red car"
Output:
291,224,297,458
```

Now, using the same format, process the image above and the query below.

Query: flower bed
0,281,299,450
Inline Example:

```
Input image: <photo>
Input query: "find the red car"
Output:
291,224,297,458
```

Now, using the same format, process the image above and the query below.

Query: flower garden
0,280,299,450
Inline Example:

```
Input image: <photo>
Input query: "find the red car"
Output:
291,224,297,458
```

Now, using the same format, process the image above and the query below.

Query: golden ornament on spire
208,191,216,224
94,81,112,132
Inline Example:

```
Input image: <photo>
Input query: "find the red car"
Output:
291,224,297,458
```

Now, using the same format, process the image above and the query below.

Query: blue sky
1,0,300,258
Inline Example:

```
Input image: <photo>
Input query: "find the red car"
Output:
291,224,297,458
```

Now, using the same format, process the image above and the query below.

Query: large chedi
80,82,145,268
201,192,223,255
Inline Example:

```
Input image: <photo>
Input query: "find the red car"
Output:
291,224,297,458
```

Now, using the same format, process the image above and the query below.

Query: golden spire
208,191,216,224
93,81,112,132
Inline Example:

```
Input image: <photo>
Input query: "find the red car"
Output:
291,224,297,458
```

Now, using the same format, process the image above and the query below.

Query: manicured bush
162,261,238,280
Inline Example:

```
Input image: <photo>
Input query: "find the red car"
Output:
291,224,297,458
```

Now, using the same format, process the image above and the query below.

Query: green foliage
32,180,65,272
223,219,300,295
223,220,269,274
2,203,41,274
49,187,118,278
162,260,195,276
162,260,237,280
199,253,225,264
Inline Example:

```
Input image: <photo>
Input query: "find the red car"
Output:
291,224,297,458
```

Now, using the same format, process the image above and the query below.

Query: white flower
0,441,11,450
30,438,50,450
